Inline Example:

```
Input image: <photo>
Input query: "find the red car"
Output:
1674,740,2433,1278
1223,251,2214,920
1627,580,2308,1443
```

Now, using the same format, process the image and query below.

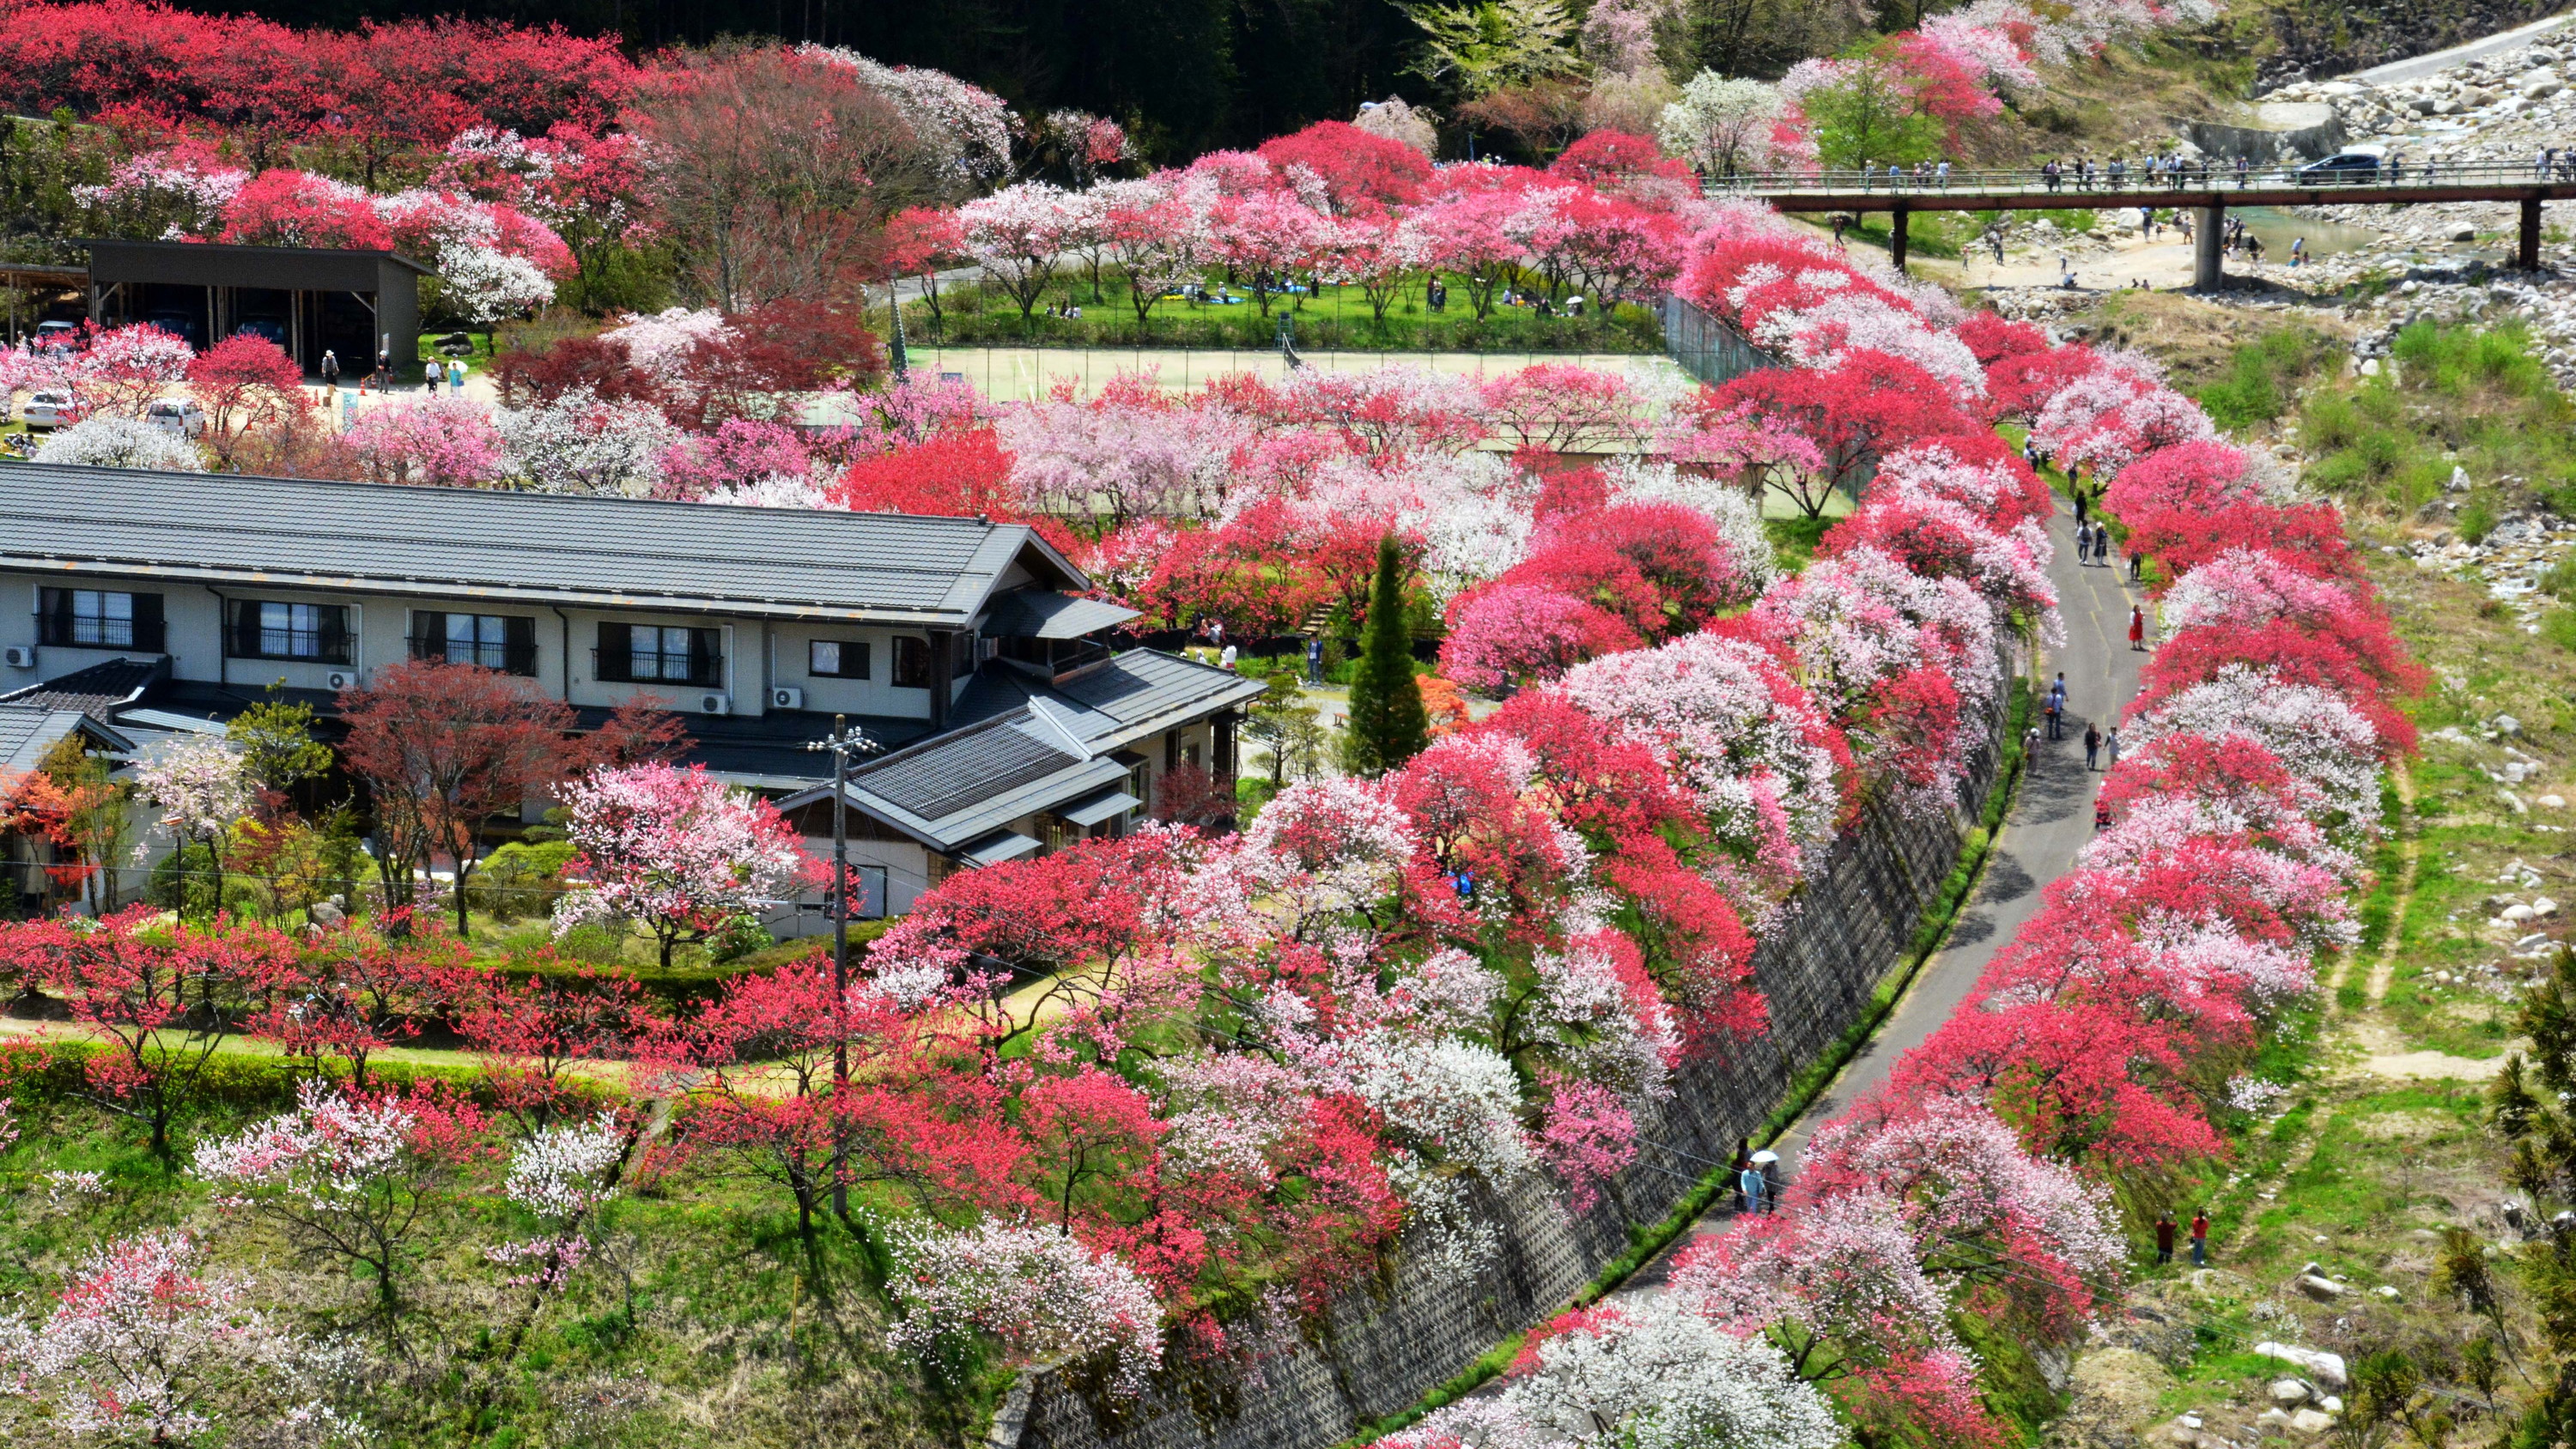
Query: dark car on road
2295,149,2385,185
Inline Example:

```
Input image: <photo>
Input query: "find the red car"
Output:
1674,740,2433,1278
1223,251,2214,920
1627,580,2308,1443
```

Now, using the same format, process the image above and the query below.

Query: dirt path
1607,496,2140,1300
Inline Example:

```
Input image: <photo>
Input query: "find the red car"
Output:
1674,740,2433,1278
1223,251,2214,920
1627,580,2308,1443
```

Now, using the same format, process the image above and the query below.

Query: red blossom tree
0,909,296,1162
337,660,579,935
186,334,308,470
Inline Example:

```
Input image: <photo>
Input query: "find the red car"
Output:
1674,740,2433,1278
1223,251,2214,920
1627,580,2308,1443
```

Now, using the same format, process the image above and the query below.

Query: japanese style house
0,466,1262,919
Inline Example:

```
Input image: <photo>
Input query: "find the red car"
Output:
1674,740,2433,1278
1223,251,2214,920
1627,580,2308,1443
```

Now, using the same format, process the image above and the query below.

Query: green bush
2458,494,2499,543
466,840,576,921
2197,325,2336,433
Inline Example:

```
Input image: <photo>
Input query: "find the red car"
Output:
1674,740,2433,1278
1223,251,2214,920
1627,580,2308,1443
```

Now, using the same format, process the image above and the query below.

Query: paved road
1610,496,2142,1300
2350,9,2576,85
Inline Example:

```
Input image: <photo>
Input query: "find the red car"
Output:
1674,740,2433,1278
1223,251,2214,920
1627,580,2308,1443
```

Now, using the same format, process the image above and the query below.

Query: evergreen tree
1340,534,1428,778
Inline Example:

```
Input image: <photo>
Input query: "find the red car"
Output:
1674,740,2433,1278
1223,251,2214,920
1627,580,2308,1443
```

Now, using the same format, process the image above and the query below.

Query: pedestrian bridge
1710,162,2576,282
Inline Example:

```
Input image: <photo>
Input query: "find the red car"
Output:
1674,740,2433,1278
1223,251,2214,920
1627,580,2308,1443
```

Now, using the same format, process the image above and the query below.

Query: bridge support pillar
1889,203,1911,273
2193,203,2224,292
2524,193,2545,271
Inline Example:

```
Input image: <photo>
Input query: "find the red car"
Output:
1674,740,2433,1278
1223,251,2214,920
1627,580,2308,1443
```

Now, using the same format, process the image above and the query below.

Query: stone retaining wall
1000,680,2018,1449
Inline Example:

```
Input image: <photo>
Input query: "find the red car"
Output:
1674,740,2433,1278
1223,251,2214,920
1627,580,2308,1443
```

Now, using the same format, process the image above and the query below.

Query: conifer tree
1340,534,1428,777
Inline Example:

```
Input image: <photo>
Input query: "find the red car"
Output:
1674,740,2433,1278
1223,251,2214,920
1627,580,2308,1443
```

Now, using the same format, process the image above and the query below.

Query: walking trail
1609,494,2142,1300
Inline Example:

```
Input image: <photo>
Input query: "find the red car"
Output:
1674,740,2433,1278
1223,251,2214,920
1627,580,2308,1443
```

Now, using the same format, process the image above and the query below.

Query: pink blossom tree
883,1218,1164,1391
0,1232,336,1443
342,397,505,488
956,182,1078,320
551,762,821,970
192,1080,488,1332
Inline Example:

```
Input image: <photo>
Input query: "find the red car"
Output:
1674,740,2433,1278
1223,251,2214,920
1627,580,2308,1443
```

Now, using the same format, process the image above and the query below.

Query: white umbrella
1749,1149,1780,1165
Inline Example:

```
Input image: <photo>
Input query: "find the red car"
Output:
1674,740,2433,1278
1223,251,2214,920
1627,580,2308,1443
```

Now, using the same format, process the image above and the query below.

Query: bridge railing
1699,157,2576,196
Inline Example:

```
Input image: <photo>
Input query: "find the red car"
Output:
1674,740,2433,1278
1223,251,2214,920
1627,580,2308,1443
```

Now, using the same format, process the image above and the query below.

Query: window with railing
410,612,538,676
226,599,349,663
37,588,163,651
595,622,722,686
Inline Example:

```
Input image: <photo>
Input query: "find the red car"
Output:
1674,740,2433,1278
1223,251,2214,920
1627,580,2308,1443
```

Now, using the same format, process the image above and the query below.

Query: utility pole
804,714,878,1216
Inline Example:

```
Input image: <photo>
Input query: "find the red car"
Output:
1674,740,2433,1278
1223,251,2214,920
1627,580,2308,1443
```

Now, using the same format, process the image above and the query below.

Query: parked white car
31,320,76,355
146,398,207,439
21,389,75,430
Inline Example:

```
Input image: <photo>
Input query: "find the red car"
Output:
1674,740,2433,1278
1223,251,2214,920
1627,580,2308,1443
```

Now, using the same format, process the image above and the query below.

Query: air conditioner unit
323,670,357,692
699,692,732,716
770,686,804,711
2,646,32,669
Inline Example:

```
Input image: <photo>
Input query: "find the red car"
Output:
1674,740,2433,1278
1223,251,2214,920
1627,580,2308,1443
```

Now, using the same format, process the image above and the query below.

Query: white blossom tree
33,415,205,472
0,1232,357,1446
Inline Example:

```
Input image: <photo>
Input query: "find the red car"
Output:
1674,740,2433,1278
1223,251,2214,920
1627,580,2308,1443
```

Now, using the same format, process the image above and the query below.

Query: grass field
908,264,1664,353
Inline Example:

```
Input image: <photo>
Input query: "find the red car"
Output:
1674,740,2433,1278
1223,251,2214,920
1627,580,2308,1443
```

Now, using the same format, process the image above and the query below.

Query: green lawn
909,265,1663,354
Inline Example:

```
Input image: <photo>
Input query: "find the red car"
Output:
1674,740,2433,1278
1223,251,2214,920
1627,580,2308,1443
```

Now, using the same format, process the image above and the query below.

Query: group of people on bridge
2041,153,2246,192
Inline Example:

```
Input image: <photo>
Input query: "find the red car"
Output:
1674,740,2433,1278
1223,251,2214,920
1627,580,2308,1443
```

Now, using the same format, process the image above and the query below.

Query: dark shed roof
0,466,1088,626
83,238,433,287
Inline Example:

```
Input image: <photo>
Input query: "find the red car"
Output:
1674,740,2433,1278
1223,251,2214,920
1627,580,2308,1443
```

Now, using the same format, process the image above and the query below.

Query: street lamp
804,714,881,1086
806,714,880,1219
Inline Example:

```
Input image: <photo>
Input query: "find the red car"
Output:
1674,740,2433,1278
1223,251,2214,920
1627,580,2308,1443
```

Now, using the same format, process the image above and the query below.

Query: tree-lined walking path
1611,494,2142,1299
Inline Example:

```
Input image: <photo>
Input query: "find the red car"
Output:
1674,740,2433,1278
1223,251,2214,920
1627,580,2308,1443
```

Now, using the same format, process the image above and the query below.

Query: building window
227,599,349,663
412,612,536,676
808,639,870,679
596,622,721,686
891,635,932,689
37,589,163,651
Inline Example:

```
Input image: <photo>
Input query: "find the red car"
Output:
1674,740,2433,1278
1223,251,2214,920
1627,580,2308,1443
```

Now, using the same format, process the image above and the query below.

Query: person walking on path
2046,674,2066,739
1740,1161,1767,1216
1759,1156,1781,1213
2094,526,2111,567
2085,722,2102,770
320,349,339,388
1730,1139,1752,1212
2190,1209,2210,1266
425,357,440,396
2155,1212,2176,1264
2074,487,2088,526
2075,519,2093,565
2129,604,2147,651
2129,549,2145,582
2104,726,2121,772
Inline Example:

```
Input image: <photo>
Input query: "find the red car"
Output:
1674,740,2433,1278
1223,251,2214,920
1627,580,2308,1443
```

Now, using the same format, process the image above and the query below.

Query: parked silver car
146,398,208,439
21,388,74,430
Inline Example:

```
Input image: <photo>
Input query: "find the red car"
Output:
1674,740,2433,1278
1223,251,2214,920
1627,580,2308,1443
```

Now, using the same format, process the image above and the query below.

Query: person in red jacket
2190,1209,2210,1266
2129,604,2147,652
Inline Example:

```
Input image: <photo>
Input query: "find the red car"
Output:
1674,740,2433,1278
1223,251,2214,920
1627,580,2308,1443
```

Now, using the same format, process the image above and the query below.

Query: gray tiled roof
0,705,130,771
979,589,1140,640
0,465,1084,626
1049,651,1270,746
858,714,1087,821
779,647,1262,852
0,657,163,722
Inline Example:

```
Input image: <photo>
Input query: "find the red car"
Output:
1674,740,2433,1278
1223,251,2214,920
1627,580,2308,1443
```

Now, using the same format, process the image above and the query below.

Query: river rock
2271,1379,2314,1404
2257,1343,2349,1389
